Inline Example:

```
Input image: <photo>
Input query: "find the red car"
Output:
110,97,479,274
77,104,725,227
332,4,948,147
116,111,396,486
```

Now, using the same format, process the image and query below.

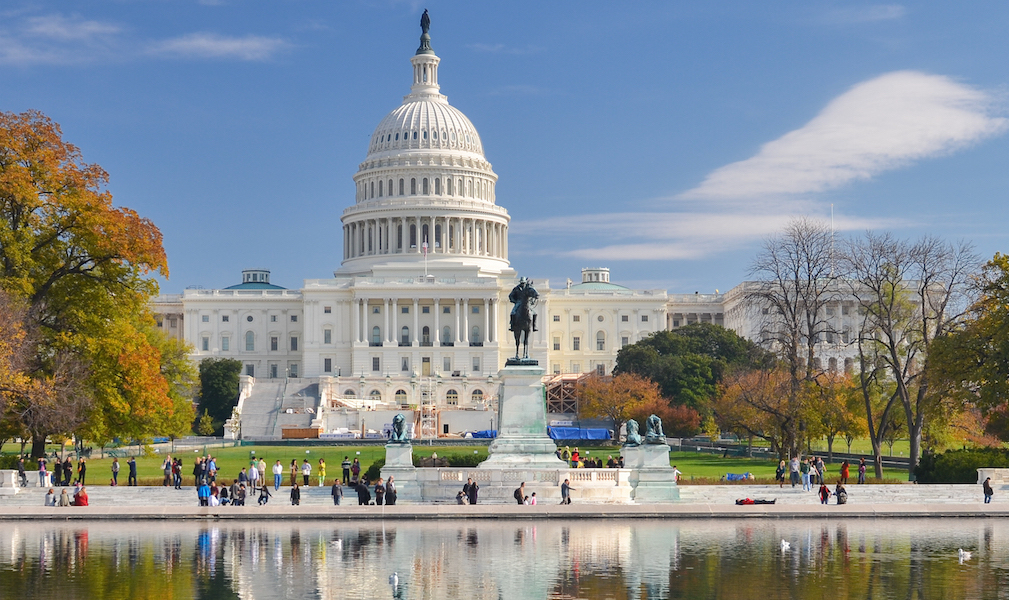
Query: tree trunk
30,436,46,459
826,435,834,463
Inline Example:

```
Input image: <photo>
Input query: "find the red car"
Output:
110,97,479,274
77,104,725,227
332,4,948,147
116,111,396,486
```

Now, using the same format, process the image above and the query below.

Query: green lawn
667,451,907,483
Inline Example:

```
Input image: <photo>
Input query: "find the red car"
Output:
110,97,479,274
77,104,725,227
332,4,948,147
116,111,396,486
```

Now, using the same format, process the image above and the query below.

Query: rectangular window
201,337,209,351
221,337,230,352
573,337,580,351
552,364,560,375
444,357,451,372
373,306,380,314
401,357,409,372
422,306,430,314
246,364,254,377
596,364,605,376
270,364,278,378
289,363,298,378
271,315,277,322
572,363,581,373
201,315,209,323
290,337,299,351
324,358,332,373
552,315,560,322
222,315,229,322
270,337,278,351
402,306,409,314
621,336,629,347
472,306,480,314
324,329,332,344
673,320,680,327
169,318,177,328
443,307,451,314
842,305,850,315
324,306,332,314
472,357,480,372
597,338,605,351
573,315,580,322
372,357,380,372
621,315,629,322
291,315,298,322
641,315,649,322
553,337,560,351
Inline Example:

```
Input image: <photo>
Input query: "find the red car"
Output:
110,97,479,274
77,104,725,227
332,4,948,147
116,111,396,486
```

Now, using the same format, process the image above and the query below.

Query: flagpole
423,237,428,279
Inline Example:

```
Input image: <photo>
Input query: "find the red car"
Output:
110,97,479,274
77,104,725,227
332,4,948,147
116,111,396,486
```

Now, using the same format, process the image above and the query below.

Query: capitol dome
338,16,510,277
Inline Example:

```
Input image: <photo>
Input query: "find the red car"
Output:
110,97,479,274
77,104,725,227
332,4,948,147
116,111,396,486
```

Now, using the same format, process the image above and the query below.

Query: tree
803,372,861,462
843,231,978,476
577,373,664,442
614,323,773,415
629,397,701,438
0,110,181,455
714,368,793,458
197,410,216,437
746,217,838,456
198,358,243,434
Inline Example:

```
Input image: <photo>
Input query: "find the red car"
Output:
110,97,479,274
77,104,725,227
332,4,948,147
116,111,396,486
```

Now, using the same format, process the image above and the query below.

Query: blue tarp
470,430,497,439
548,427,612,440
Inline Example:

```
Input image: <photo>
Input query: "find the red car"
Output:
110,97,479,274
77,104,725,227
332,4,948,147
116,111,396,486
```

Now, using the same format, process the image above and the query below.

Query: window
373,306,380,314
572,363,581,373
201,336,209,351
444,357,451,372
442,326,451,344
573,315,580,322
372,357,380,372
597,315,604,322
443,306,451,314
621,315,629,322
471,326,481,344
472,390,484,404
270,364,278,378
553,337,560,351
596,364,605,376
410,178,417,194
552,364,561,375
324,328,332,344
324,358,332,373
422,306,430,314
596,331,606,351
246,315,253,322
271,315,277,322
472,356,480,372
371,326,381,345
573,337,580,351
291,315,298,322
399,179,405,195
673,320,680,327
290,336,298,351
842,305,850,315
641,315,649,322
401,357,409,372
343,389,356,397
472,306,480,314
402,306,409,314
553,315,560,322
446,389,459,406
395,389,408,404
621,336,629,347
422,178,429,194
245,331,255,351
222,315,229,323
270,337,278,351
422,326,431,344
222,337,230,352
401,326,410,345
201,315,209,323
246,364,255,377
289,363,298,378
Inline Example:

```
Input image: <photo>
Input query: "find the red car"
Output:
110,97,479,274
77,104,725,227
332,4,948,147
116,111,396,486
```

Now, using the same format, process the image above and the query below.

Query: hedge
914,448,1009,483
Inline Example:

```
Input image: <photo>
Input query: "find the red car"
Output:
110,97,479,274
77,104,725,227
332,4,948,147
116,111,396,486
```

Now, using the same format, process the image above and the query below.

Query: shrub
914,448,1009,483
364,458,385,481
443,452,486,467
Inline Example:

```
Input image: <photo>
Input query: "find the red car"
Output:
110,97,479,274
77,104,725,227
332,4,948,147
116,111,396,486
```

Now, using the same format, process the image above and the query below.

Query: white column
392,299,399,345
633,309,639,341
352,298,360,343
463,299,470,344
455,299,461,343
434,298,441,347
384,299,390,343
412,298,419,346
490,299,497,343
483,298,489,343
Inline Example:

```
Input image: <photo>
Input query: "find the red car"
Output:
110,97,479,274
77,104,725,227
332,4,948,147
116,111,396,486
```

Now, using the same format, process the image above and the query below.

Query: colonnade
350,297,499,346
343,216,507,260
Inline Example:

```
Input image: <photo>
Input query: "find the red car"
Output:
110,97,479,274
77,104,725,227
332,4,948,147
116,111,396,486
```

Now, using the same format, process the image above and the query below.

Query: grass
667,451,909,484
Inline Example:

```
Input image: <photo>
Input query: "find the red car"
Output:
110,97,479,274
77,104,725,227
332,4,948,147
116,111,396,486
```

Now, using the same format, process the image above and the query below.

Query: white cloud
681,71,1007,200
25,14,121,41
824,5,906,24
148,33,288,61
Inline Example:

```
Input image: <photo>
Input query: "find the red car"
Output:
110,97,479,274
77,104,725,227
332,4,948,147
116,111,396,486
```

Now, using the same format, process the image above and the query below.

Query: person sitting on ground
45,488,55,506
219,485,229,506
58,488,70,507
259,482,272,505
209,490,220,507
456,491,469,505
835,481,847,505
73,486,89,506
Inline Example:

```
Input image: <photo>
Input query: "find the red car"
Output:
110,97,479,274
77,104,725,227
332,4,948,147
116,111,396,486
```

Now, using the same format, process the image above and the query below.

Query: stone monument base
622,444,679,502
380,443,422,503
479,364,566,469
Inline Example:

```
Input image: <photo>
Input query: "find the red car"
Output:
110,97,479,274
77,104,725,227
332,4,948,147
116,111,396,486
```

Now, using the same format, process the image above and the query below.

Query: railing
428,468,625,487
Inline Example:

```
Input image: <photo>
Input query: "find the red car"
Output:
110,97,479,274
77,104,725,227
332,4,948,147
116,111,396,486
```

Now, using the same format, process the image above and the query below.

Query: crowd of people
555,446,624,469
775,455,854,505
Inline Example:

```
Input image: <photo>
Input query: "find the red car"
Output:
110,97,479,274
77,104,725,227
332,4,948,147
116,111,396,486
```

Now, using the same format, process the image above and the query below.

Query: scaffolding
544,372,592,414
419,378,438,439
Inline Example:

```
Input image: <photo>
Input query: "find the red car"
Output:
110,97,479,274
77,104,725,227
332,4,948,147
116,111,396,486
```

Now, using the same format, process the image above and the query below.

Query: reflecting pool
2,519,1007,599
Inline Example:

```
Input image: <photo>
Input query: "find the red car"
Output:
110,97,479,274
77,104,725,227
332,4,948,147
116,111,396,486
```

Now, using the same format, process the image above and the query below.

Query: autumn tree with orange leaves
0,110,194,456
577,373,672,442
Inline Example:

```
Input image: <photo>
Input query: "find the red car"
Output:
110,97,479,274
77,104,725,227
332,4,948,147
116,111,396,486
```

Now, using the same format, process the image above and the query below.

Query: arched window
471,326,481,344
422,326,430,344
442,325,451,344
412,131,417,140
828,357,838,373
397,225,403,250
395,389,408,404
434,224,441,247
370,181,374,198
449,224,455,249
401,326,410,345
344,389,356,397
447,178,453,195
394,133,399,141
596,331,606,351
378,180,383,197
245,331,255,351
410,178,417,195
369,390,382,402
422,224,429,246
371,326,381,345
399,179,405,195
422,130,428,140
472,389,484,404
422,178,429,194
367,228,373,252
446,389,459,405
388,179,393,196
410,224,417,247
435,178,441,195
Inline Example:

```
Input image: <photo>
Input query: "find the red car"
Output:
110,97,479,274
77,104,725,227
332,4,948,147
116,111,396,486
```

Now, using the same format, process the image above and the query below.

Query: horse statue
389,413,409,444
644,414,665,444
508,277,538,362
624,419,642,447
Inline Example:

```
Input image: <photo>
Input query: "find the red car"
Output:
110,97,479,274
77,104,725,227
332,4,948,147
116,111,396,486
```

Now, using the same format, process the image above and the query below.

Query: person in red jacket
73,487,89,506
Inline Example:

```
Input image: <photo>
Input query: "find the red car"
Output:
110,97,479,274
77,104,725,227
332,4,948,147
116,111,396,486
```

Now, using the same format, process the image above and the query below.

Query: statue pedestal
480,365,566,468
622,444,679,502
380,443,421,503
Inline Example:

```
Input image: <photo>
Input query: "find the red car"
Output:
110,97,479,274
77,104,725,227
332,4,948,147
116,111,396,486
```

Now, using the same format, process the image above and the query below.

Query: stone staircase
0,484,351,507
239,380,286,440
676,483,991,505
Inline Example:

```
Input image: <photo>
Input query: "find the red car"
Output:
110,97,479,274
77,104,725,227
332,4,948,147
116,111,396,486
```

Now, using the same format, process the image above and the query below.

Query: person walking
111,458,119,486
350,458,361,483
258,458,267,487
289,460,298,487
127,456,137,486
984,477,994,504
174,458,183,489
815,457,826,485
341,456,351,484
374,478,386,506
776,460,786,488
529,492,538,505
248,461,260,493
789,456,800,488
801,458,811,492
273,460,284,490
290,482,301,506
38,457,48,487
858,458,867,484
385,476,397,506
513,482,525,505
561,479,575,504
331,479,343,505
671,465,682,484
356,481,372,505
840,460,850,484
818,482,831,505
301,459,312,486
318,458,326,487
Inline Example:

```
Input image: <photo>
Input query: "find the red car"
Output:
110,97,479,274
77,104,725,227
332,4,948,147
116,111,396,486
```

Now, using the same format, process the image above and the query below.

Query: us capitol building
152,20,855,438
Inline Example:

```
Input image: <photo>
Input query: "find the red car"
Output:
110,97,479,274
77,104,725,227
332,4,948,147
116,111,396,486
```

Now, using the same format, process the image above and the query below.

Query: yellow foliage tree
577,373,665,442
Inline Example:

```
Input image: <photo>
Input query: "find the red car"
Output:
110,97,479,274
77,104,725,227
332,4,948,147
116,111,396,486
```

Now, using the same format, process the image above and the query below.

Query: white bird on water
781,539,790,551
959,549,972,562
390,572,399,587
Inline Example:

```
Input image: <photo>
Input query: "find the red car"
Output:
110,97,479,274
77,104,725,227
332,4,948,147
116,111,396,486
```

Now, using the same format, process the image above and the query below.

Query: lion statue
624,419,642,447
645,414,665,444
389,413,409,443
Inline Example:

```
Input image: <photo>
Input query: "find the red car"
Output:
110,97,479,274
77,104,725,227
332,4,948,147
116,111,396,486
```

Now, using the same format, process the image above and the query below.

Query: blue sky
3,2,1009,293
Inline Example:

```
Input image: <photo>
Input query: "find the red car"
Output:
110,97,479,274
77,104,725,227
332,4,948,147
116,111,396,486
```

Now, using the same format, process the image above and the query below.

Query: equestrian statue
508,277,539,363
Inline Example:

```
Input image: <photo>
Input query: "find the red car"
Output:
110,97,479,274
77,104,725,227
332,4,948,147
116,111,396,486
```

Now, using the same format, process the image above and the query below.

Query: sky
3,2,1009,294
